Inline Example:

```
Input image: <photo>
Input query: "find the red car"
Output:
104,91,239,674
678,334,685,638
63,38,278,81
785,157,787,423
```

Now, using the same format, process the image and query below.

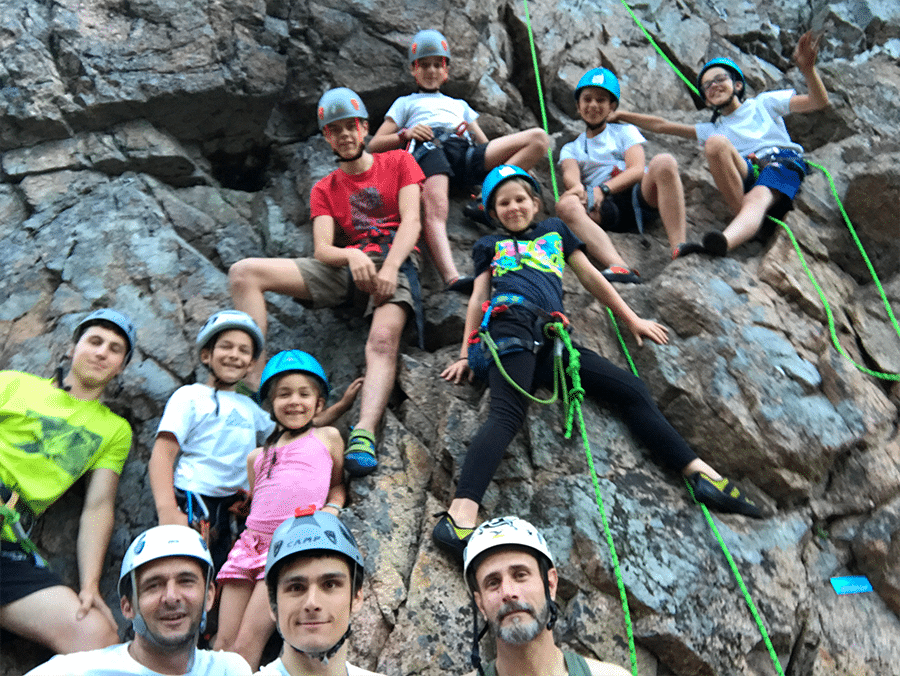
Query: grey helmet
74,308,138,364
195,310,264,359
408,29,451,64
316,87,369,131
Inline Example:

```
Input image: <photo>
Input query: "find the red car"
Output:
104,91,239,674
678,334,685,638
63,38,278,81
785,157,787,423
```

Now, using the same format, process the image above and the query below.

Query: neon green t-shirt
0,371,132,540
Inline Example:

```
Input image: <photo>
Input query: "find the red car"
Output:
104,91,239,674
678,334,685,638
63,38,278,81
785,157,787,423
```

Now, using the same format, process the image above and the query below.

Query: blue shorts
743,150,808,226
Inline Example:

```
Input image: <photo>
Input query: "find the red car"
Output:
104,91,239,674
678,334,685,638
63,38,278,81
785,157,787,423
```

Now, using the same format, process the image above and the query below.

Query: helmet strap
283,625,352,665
585,119,608,132
469,596,490,676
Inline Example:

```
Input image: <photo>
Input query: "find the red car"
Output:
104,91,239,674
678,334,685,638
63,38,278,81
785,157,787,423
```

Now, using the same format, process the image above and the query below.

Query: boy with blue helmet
369,28,550,293
556,68,701,285
610,31,829,256
149,310,276,573
1,308,136,657
230,87,422,480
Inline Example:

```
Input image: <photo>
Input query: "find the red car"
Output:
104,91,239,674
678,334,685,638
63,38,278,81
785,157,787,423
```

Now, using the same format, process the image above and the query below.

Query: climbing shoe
345,428,378,478
701,230,729,257
446,276,475,294
463,199,492,226
671,241,706,260
601,266,642,284
687,472,762,518
431,512,474,562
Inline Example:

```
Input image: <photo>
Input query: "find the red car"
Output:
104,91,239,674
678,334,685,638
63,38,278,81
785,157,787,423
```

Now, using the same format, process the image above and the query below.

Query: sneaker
446,276,475,294
687,472,762,518
671,241,706,260
345,428,378,478
601,266,642,284
431,512,474,562
463,199,492,226
701,230,729,257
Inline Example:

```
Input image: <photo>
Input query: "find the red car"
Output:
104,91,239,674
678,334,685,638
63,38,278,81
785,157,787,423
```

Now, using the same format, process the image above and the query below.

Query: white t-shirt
694,89,802,157
26,643,253,675
558,123,646,188
255,658,384,676
385,92,479,142
158,383,275,496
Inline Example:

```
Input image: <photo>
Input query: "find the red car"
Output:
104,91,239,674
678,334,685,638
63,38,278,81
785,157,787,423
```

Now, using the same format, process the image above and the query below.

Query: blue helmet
697,57,745,95
196,310,264,359
265,508,364,589
574,67,620,104
74,308,138,364
408,29,451,64
481,164,542,213
259,350,330,401
317,87,368,130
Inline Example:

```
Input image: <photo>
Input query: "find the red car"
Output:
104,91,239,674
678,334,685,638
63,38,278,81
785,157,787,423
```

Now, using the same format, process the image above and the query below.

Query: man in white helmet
25,524,252,675
462,516,631,676
257,507,383,676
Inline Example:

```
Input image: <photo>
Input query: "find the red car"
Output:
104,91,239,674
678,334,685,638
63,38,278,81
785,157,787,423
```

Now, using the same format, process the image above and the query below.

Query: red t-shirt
310,150,424,252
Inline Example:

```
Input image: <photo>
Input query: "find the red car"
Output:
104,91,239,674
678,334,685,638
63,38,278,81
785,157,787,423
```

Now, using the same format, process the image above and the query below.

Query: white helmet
462,515,554,591
118,525,215,636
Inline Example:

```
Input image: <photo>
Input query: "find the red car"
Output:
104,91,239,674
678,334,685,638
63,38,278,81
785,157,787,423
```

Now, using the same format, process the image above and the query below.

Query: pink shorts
216,528,272,582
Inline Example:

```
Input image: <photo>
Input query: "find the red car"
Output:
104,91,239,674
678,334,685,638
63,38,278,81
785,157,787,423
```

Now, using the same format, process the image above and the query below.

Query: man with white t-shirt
556,68,701,284
26,525,252,675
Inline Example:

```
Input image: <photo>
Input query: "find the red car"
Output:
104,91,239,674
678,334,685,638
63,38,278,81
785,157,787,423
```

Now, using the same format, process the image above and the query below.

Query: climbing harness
180,489,211,545
0,482,45,568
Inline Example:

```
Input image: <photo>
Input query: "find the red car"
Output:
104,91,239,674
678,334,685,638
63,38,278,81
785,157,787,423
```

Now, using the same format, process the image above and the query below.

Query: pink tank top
245,431,333,534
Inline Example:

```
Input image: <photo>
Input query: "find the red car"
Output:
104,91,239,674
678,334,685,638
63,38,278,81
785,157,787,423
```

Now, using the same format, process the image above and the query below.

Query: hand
338,377,364,408
793,30,822,73
441,357,472,384
562,183,588,207
628,318,670,347
408,124,434,142
607,109,621,123
347,248,378,295
157,504,188,527
76,587,116,626
371,263,399,306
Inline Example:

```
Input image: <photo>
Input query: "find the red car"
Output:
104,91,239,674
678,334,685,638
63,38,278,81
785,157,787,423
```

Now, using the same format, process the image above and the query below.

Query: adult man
229,87,423,478
463,516,631,676
1,309,136,654
26,524,252,675
257,507,383,676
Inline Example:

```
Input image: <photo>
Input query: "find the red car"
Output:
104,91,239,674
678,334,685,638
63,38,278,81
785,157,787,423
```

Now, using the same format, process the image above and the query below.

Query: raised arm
789,30,829,113
609,110,697,139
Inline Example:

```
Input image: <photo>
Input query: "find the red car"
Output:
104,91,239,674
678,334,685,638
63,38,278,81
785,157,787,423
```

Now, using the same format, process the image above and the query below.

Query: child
369,28,550,292
556,68,703,283
230,87,422,478
610,31,828,256
432,165,762,561
148,310,276,573
213,350,346,670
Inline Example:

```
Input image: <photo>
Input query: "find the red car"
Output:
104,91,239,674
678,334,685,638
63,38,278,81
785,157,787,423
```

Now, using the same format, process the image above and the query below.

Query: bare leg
228,257,313,387
484,128,550,171
555,192,629,269
447,497,480,529
421,174,461,285
213,580,254,653
355,302,408,433
0,586,118,653
230,581,276,671
721,185,777,251
642,154,687,248
682,458,722,481
704,135,748,215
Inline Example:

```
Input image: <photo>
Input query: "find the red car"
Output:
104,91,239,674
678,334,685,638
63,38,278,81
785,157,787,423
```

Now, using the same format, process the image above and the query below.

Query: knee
527,127,550,152
228,259,257,294
649,153,679,179
366,323,402,359
703,135,733,161
62,612,118,652
555,194,582,220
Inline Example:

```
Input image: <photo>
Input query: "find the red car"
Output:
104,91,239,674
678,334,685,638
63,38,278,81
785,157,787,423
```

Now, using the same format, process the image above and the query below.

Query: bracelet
325,502,343,513
457,357,468,363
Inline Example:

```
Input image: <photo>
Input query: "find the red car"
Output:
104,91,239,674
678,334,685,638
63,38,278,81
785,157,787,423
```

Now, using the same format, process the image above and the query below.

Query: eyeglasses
700,74,732,94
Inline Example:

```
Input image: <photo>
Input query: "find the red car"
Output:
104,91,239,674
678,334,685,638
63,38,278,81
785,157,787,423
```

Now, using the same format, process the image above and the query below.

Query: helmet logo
498,166,517,178
325,530,337,545
441,40,448,51
411,43,418,56
591,73,605,85
134,535,146,555
272,541,283,559
351,99,360,111
318,106,325,120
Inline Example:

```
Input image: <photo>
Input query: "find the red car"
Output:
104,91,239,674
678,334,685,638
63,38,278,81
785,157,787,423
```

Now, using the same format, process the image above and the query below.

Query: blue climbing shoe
345,428,378,478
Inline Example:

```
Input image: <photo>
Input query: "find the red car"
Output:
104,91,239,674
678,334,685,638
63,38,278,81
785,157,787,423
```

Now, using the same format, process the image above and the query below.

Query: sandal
345,428,378,478
600,266,642,284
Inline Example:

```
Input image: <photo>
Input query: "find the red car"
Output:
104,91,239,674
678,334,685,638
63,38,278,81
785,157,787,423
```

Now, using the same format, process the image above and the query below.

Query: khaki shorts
294,250,419,316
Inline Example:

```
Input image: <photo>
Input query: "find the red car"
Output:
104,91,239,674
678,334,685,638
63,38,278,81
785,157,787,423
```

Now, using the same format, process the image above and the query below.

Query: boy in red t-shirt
229,88,423,478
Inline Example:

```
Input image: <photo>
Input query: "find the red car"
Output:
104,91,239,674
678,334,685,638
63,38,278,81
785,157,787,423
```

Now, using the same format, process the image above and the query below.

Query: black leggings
455,344,699,504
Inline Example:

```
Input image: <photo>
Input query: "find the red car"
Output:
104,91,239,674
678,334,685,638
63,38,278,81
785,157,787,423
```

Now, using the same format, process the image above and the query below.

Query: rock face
2,0,899,674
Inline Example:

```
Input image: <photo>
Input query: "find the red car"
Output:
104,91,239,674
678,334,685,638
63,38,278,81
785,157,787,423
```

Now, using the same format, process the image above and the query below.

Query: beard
489,599,550,645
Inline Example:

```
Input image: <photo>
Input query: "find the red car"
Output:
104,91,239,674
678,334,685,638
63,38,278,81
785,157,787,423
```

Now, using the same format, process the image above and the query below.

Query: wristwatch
599,183,611,197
